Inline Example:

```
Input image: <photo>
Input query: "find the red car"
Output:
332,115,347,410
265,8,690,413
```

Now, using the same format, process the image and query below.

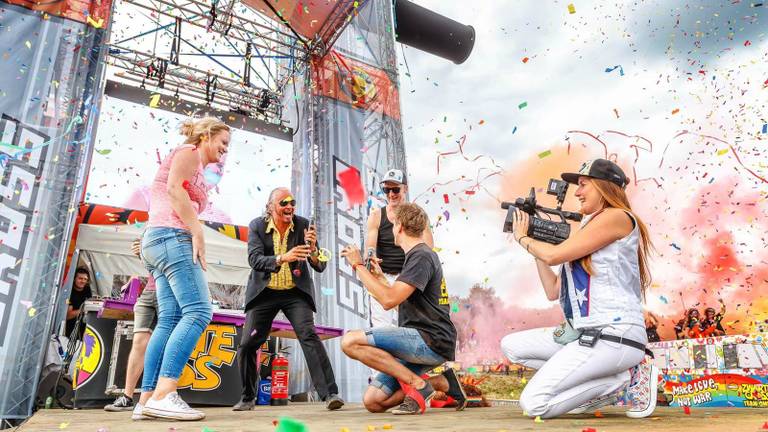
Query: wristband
518,235,530,244
352,262,365,273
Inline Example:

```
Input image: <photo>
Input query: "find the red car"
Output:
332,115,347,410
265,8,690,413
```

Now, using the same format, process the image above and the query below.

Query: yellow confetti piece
86,16,104,28
25,40,32,49
567,3,576,14
538,150,552,159
367,426,376,431
340,429,350,432
59,422,69,429
28,307,36,317
534,416,544,423
521,377,528,384
149,94,161,108
432,247,442,253
716,148,729,156
382,425,393,430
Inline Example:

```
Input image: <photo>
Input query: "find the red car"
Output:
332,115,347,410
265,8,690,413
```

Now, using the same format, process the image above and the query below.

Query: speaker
394,0,475,64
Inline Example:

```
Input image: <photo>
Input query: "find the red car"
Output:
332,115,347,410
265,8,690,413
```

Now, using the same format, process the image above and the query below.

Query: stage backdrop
287,0,406,402
0,0,110,421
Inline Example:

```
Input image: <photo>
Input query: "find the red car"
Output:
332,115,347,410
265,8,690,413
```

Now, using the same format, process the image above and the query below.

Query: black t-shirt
65,286,92,336
396,243,456,361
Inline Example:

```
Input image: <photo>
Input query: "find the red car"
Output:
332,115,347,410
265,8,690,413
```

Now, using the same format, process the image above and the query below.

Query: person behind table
685,308,702,338
233,187,344,411
65,267,92,338
135,116,230,421
644,311,661,343
365,169,434,330
500,158,659,419
104,238,159,417
341,203,466,415
700,300,726,337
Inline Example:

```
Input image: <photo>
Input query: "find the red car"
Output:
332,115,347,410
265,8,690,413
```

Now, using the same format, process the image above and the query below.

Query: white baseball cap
380,169,406,185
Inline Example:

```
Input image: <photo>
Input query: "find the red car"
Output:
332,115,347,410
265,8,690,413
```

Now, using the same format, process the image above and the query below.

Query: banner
0,2,109,420
649,334,768,408
288,0,405,401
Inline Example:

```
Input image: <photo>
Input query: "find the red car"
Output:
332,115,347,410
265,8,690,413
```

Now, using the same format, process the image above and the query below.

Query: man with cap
365,169,434,329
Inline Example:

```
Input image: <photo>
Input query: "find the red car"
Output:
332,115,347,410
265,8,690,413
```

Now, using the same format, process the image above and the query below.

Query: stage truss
104,0,360,136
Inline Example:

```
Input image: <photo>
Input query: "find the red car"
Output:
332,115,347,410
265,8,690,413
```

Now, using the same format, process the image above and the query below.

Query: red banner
312,51,401,120
5,0,113,28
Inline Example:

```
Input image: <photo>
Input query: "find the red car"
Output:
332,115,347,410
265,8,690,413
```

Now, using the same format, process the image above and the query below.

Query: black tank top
376,206,405,274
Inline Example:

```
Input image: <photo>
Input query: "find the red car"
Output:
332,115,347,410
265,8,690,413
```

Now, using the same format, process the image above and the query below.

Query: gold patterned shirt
266,218,296,290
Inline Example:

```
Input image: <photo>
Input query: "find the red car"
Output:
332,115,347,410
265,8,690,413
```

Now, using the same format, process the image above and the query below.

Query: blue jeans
366,327,446,396
140,227,212,392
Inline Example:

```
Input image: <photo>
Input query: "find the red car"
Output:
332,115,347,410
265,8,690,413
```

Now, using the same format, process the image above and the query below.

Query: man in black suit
234,187,344,411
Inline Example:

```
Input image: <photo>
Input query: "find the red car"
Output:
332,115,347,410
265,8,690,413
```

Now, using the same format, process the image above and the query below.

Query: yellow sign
178,324,237,391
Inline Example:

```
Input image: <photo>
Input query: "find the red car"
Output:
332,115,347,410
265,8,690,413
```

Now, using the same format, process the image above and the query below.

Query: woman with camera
500,158,658,419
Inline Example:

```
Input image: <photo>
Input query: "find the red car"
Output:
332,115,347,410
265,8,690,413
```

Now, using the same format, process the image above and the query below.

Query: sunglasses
279,199,296,207
382,186,401,195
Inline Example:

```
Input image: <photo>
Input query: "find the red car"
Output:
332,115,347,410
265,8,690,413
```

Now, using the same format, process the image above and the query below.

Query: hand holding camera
501,179,582,245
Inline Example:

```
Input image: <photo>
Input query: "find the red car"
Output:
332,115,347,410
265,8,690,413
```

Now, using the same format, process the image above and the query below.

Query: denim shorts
366,327,446,396
133,288,157,334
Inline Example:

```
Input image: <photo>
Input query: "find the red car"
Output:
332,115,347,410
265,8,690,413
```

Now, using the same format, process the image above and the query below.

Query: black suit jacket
245,215,326,311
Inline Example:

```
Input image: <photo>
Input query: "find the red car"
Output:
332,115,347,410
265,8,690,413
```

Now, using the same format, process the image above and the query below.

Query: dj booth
72,296,343,408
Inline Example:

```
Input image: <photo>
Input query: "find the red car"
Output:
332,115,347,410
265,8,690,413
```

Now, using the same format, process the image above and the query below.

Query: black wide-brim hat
561,158,628,188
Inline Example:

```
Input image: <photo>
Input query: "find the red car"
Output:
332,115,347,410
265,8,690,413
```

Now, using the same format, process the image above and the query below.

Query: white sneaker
625,362,659,418
569,392,620,414
142,392,205,421
131,403,150,421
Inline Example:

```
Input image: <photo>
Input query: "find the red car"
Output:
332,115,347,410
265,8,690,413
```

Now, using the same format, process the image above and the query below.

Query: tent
75,223,249,307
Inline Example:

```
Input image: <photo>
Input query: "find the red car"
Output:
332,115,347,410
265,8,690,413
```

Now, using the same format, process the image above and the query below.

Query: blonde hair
580,179,654,299
393,203,429,237
179,116,230,146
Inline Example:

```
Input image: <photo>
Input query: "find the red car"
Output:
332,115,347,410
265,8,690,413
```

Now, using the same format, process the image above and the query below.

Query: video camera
501,179,583,244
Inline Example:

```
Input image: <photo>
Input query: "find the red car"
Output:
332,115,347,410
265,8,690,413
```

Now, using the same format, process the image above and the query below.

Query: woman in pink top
135,117,230,421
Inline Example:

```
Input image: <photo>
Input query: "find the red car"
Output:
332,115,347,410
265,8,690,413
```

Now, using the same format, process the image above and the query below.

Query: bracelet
518,235,530,244
351,262,365,273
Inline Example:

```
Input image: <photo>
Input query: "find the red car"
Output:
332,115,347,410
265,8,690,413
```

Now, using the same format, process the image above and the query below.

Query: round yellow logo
74,326,104,388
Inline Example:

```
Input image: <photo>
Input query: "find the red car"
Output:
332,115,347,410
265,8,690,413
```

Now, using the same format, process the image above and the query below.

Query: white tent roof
76,223,248,268
75,223,250,297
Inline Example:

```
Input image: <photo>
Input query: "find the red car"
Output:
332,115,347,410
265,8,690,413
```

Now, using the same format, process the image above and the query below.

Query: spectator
65,267,93,337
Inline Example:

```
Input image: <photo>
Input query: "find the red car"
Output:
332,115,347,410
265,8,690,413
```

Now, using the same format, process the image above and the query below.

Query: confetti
594,410,604,417
522,57,529,63
149,94,161,108
95,149,112,155
28,307,37,317
534,416,544,423
537,150,552,159
567,3,576,14
518,101,528,109
321,287,335,296
337,167,365,206
659,295,669,304
59,422,69,430
716,149,729,156
683,406,691,415
443,194,449,204
605,65,624,76
762,123,767,134
87,16,104,28
671,108,680,115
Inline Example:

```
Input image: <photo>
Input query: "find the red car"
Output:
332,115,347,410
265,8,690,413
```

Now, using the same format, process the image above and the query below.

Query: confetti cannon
394,0,476,64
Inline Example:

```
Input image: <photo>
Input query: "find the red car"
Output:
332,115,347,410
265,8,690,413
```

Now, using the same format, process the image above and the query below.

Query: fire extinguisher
270,350,289,406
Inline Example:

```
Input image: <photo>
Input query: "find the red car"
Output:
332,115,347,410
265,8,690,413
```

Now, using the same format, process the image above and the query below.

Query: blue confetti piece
321,287,334,296
512,126,517,134
605,65,625,76
762,123,767,134
203,168,222,185
708,177,715,184
670,243,682,251
659,295,669,304
613,317,621,321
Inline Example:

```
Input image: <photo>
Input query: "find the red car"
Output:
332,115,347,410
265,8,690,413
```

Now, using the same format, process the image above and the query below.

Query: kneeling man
341,203,465,415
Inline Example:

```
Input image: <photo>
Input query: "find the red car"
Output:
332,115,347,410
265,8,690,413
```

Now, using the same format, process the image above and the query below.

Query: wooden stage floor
17,404,768,432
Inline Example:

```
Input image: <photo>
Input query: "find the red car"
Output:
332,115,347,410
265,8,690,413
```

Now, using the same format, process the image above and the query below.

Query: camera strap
597,334,655,358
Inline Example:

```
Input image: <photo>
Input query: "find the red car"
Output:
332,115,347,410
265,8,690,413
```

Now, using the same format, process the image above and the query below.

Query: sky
87,0,768,338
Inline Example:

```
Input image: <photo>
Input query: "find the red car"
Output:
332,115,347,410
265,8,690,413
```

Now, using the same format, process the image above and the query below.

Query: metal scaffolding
105,0,312,129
